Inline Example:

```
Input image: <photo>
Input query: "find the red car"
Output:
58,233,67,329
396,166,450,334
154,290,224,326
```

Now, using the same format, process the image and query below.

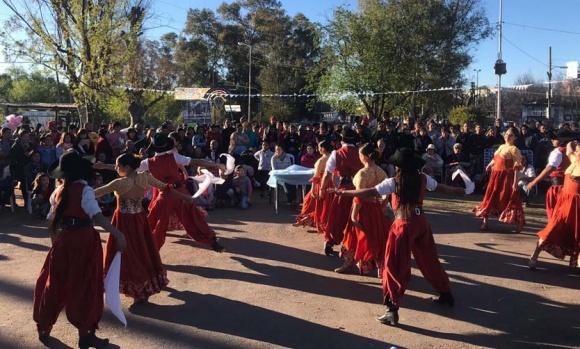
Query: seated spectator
93,172,115,216
254,141,274,198
55,132,75,159
422,144,444,181
74,129,95,155
271,144,298,208
30,173,54,219
24,149,48,190
37,134,57,167
413,126,433,155
228,165,252,209
300,143,320,169
517,154,536,207
445,143,472,185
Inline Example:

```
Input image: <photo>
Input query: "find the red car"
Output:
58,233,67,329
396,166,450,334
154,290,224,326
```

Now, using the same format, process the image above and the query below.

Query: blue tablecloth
267,165,315,188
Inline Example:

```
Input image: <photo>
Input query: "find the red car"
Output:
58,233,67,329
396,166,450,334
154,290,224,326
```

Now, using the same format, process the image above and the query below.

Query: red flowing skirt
323,182,355,245
315,180,334,235
33,228,104,334
104,208,169,300
545,184,563,220
537,175,580,267
295,184,318,228
473,159,525,225
148,186,217,250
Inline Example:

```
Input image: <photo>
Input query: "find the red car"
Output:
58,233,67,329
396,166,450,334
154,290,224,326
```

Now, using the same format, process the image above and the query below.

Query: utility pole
494,0,507,121
474,69,481,107
547,46,552,120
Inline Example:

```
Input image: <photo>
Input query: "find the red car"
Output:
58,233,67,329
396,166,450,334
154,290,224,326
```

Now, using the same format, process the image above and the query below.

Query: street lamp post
238,42,252,123
473,69,481,107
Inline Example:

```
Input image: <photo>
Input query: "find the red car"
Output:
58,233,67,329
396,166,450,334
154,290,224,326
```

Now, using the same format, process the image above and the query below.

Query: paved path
0,192,579,349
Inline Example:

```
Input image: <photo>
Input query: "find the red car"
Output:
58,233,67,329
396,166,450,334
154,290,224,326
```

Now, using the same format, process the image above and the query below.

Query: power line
503,21,580,35
502,35,548,68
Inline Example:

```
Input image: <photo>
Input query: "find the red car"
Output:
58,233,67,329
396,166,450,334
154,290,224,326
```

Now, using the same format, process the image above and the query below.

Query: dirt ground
0,190,579,349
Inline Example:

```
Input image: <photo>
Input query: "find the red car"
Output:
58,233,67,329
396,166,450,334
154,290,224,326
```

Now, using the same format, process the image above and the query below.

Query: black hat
388,148,425,170
553,129,580,143
48,151,94,179
152,134,175,153
341,128,359,144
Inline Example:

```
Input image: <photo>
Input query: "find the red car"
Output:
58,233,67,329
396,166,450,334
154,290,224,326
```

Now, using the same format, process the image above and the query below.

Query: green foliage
448,106,474,125
102,89,181,127
313,0,492,119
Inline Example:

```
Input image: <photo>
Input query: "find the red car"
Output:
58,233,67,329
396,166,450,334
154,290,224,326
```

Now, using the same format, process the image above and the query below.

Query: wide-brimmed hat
152,134,174,153
552,129,580,143
48,151,94,179
341,128,359,144
388,148,426,170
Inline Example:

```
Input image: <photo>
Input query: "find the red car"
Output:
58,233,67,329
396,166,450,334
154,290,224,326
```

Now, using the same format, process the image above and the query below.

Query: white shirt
325,144,355,173
254,149,274,170
375,175,438,196
546,147,563,168
137,152,191,172
47,180,101,220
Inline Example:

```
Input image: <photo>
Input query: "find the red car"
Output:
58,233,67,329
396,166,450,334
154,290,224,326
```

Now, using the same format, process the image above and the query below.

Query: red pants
382,214,450,308
546,184,563,220
148,187,216,250
33,228,104,335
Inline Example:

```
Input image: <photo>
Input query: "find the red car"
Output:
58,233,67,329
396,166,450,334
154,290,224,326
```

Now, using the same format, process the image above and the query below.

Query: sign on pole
174,87,210,100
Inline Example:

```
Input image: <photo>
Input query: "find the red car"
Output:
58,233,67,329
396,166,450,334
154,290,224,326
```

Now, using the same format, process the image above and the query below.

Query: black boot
78,331,109,349
324,242,337,256
376,308,399,326
432,291,455,307
211,240,226,253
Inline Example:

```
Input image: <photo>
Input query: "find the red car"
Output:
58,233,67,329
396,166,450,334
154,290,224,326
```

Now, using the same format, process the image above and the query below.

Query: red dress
294,177,319,228
146,153,218,250
537,174,580,267
34,182,104,335
96,173,170,301
341,165,391,274
323,145,363,245
473,154,525,226
315,179,334,235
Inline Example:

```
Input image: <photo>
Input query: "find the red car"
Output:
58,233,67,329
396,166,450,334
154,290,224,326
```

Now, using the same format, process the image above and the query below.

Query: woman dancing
335,143,391,275
473,126,525,232
529,140,580,269
293,140,333,228
94,153,192,304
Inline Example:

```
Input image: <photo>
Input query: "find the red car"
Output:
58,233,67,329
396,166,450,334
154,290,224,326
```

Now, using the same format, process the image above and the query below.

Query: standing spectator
206,124,222,152
0,157,13,211
134,128,155,159
435,128,455,160
229,123,249,157
534,124,552,169
106,121,125,159
47,120,61,143
10,129,32,205
220,119,235,153
413,127,433,155
55,132,75,159
96,129,114,163
283,124,301,162
74,129,95,156
24,149,48,189
192,125,207,150
243,122,259,150
515,125,537,151
1,127,13,157
254,141,274,197
455,122,472,155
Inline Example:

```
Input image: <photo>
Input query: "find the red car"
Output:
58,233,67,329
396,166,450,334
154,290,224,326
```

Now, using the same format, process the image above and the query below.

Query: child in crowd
229,165,251,209
37,134,57,167
31,173,54,219
254,141,274,198
93,172,115,216
24,149,48,190
517,154,536,207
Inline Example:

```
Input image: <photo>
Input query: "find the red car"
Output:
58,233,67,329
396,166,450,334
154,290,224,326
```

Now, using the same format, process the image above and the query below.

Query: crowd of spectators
0,113,577,214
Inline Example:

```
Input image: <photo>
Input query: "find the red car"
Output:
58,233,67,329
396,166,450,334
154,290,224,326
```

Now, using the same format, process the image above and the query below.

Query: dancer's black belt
394,207,424,219
172,181,183,189
339,176,354,184
550,177,564,186
60,217,93,229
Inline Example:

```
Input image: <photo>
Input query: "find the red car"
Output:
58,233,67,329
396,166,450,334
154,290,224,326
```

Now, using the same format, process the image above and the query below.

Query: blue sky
2,0,580,89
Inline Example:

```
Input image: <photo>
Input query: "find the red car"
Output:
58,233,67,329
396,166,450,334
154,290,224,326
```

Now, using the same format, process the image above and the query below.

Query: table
267,165,315,214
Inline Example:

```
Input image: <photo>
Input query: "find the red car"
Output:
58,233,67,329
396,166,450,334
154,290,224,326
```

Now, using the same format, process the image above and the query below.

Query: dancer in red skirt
334,148,464,326
530,140,580,269
293,140,333,228
34,151,127,348
95,153,193,304
319,129,363,256
526,129,577,219
335,143,391,275
473,127,525,232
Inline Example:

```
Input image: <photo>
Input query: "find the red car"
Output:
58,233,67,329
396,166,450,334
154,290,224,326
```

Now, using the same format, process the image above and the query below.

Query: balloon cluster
1,114,23,131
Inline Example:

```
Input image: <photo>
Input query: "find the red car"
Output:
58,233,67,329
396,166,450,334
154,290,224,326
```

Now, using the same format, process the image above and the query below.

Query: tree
1,0,147,125
313,0,492,119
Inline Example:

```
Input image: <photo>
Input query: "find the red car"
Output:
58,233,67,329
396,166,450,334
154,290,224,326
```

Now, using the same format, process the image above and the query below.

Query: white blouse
47,180,101,220
375,175,438,196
